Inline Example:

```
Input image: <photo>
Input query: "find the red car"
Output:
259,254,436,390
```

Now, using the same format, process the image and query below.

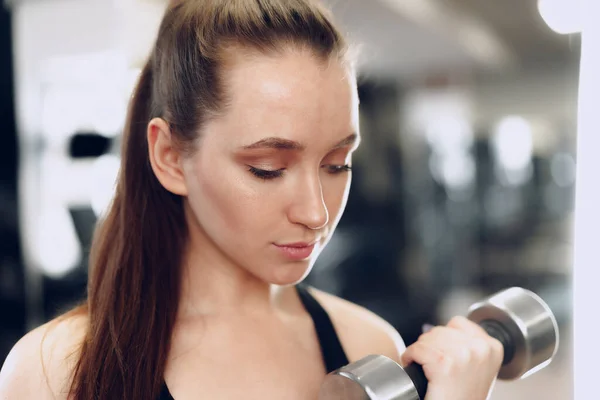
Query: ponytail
70,59,186,400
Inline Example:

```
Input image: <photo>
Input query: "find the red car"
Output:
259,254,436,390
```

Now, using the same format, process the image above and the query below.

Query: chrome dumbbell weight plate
318,355,420,400
467,287,559,380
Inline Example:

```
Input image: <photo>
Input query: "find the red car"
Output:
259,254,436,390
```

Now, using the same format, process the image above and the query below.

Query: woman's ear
147,118,189,196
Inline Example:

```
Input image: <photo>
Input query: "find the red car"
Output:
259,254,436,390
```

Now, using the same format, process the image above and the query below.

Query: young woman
0,1,503,399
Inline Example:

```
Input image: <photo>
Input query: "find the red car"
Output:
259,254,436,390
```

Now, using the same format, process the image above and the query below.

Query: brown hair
66,1,349,399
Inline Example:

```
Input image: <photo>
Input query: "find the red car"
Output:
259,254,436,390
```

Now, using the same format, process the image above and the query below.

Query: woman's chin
264,261,314,286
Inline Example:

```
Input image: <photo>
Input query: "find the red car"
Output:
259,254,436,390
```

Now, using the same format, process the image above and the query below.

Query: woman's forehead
221,48,353,101
200,50,359,148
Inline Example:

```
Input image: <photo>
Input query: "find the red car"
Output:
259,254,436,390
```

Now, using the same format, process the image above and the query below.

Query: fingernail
422,323,434,333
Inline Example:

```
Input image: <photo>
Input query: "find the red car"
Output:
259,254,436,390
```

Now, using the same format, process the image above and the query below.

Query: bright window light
492,116,533,172
538,0,582,35
35,205,82,278
90,154,121,217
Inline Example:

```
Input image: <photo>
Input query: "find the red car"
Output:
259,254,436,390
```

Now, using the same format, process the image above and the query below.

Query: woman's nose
287,175,329,230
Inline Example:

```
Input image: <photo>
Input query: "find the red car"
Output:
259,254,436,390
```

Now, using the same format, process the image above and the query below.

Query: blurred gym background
0,0,581,398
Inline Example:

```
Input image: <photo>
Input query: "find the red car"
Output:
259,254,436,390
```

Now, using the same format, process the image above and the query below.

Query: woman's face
181,48,360,286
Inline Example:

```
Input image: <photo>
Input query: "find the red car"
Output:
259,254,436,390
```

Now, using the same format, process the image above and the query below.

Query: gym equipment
318,287,559,400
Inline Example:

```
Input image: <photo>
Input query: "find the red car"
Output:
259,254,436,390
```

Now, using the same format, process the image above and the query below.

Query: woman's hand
400,316,504,400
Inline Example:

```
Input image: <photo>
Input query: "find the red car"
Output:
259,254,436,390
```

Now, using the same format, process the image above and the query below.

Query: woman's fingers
399,318,505,400
446,316,488,338
446,316,505,360
400,340,445,370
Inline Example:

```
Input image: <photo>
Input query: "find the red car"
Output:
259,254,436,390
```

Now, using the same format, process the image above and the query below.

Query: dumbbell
318,287,559,400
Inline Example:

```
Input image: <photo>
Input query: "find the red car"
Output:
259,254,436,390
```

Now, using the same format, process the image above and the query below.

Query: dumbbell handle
402,320,516,399
402,364,427,400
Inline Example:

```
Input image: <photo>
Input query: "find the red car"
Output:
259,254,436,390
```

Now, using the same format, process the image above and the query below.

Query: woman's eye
325,164,352,174
248,164,351,180
248,166,284,180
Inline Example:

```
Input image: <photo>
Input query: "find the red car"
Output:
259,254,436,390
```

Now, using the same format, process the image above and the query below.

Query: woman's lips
273,242,316,260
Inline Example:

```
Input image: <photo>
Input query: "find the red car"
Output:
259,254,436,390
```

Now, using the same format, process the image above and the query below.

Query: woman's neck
176,226,294,320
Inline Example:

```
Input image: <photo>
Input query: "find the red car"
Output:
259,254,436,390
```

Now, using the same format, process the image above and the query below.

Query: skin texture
0,48,502,400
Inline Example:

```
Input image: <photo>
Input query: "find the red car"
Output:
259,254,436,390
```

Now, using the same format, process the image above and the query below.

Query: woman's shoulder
0,310,88,399
308,287,406,365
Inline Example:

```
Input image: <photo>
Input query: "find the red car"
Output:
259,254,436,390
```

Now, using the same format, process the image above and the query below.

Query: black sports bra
158,284,349,399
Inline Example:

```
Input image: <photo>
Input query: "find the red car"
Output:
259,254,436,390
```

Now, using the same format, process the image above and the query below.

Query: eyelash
248,165,352,180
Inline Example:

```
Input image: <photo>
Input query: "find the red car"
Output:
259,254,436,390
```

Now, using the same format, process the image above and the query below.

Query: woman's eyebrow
332,133,359,150
240,137,305,151
239,133,359,151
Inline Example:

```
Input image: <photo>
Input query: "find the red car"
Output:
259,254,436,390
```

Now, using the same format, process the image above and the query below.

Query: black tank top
157,284,349,399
